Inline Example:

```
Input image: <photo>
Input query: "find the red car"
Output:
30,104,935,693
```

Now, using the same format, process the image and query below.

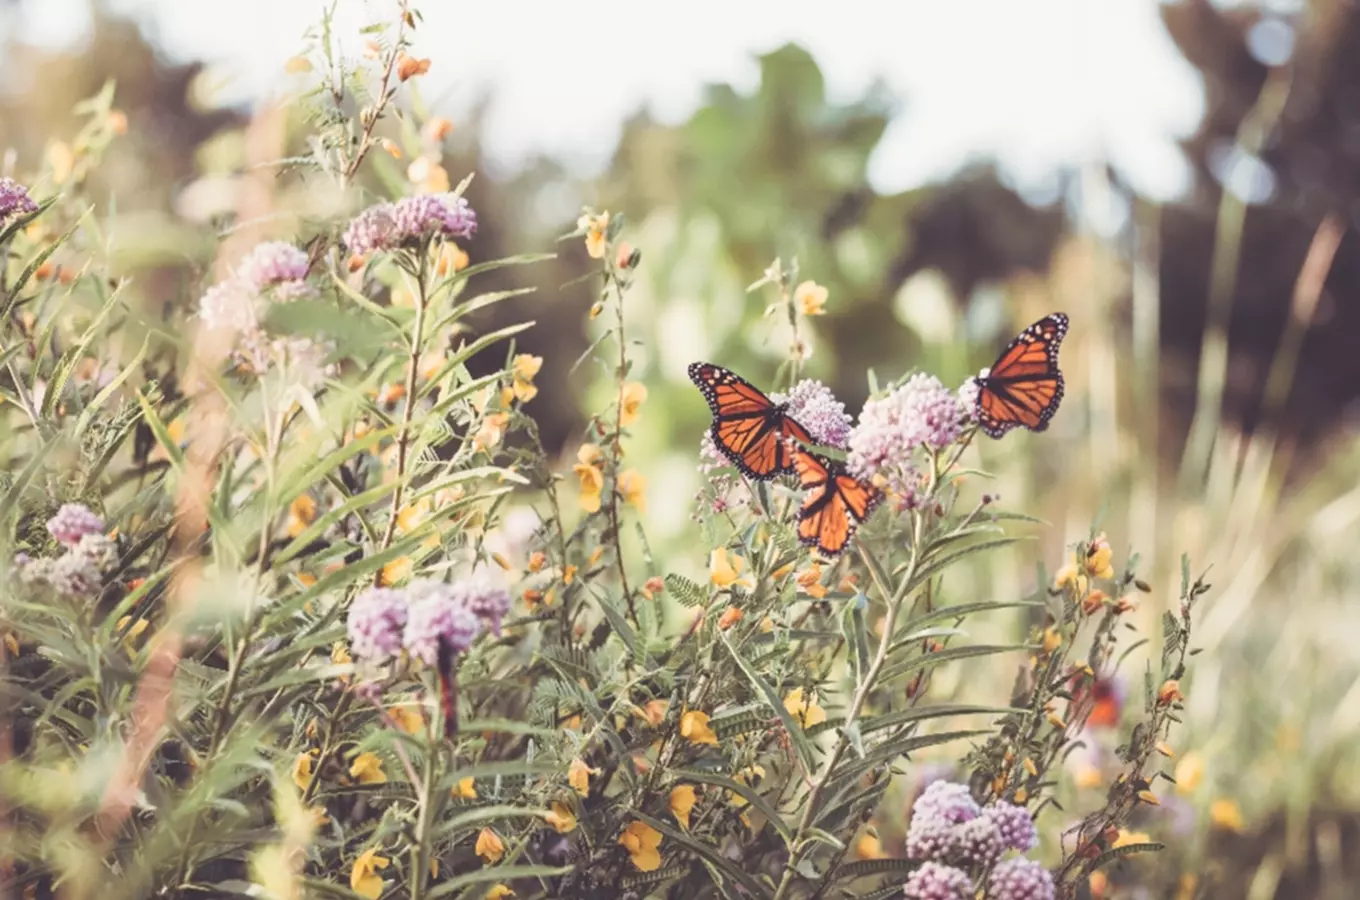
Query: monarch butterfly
975,312,1069,439
792,448,882,558
688,362,815,480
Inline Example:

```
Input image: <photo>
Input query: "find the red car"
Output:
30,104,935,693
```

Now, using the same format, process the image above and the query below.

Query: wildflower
679,710,719,746
574,444,605,513
512,354,543,402
1157,679,1183,705
985,858,1055,900
618,821,662,871
616,240,638,270
1052,557,1088,595
47,503,104,547
982,801,1038,853
452,574,512,636
423,117,454,142
1080,589,1107,615
350,848,389,900
403,579,484,665
848,374,968,499
48,552,102,596
619,382,648,427
379,138,402,158
349,752,387,785
380,556,414,586
770,380,852,449
388,705,424,735
1084,534,1114,579
1210,798,1245,832
286,494,316,538
903,862,973,900
957,376,981,420
485,886,515,899
783,687,827,729
729,765,765,808
391,193,477,242
854,831,885,859
291,752,315,791
717,606,744,630
906,780,981,860
669,784,697,829
1175,751,1204,794
562,564,577,585
235,241,309,295
618,469,647,512
0,177,38,221
568,758,599,797
343,204,399,257
346,587,408,664
396,52,431,80
638,699,668,727
794,280,828,316
544,800,577,833
709,548,754,591
577,210,609,259
797,565,827,598
1041,627,1062,654
642,575,664,600
473,412,510,452
528,551,547,573
952,816,1004,867
475,827,505,863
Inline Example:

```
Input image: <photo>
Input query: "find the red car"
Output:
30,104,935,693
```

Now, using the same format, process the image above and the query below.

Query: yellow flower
453,777,478,799
380,556,413,586
435,241,469,275
783,687,827,729
1174,751,1204,795
1210,798,1244,832
1112,829,1151,849
618,820,663,872
349,752,387,785
637,699,668,727
1085,533,1114,579
854,831,885,860
396,52,431,81
474,412,510,451
485,887,515,900
388,705,424,735
1041,626,1062,654
577,211,610,259
544,800,578,833
709,548,755,591
475,827,505,864
424,117,455,143
796,565,827,599
1053,556,1088,595
291,752,315,791
574,453,605,514
562,564,577,585
619,382,648,427
286,494,317,538
568,758,600,797
679,710,719,746
618,469,647,512
669,784,697,829
512,354,543,403
729,765,766,808
350,848,389,900
794,280,828,316
1072,765,1102,790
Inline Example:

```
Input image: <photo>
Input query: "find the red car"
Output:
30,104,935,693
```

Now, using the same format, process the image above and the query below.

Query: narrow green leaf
428,865,572,898
672,769,791,842
720,631,816,774
630,811,769,898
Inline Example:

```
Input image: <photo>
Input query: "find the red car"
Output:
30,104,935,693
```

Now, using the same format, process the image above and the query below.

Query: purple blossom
74,533,118,571
983,801,1038,853
47,503,104,547
347,587,409,664
903,862,973,900
236,241,309,294
848,373,970,507
906,781,981,861
770,379,852,449
47,552,102,596
198,279,260,333
344,193,477,256
985,859,1054,900
452,573,512,636
914,780,982,825
950,816,1003,867
403,579,483,664
957,375,982,422
0,177,38,222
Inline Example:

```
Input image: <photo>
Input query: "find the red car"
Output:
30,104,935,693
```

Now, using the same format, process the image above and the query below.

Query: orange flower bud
396,53,431,81
717,606,744,630
1157,679,1183,706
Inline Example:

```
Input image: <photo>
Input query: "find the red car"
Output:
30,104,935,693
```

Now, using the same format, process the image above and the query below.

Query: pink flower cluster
0,177,38,222
13,503,117,597
343,193,477,256
345,574,511,667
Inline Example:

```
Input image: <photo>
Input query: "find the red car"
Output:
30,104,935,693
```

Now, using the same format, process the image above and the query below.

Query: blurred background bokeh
4,0,1360,894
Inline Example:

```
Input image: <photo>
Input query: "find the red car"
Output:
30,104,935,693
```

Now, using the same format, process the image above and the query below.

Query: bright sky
16,0,1208,200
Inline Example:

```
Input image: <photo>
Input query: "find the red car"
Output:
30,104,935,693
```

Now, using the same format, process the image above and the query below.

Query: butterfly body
687,362,814,479
975,313,1068,439
792,448,882,558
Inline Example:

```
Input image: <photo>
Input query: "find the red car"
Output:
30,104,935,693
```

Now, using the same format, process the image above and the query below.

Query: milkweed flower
903,861,973,899
346,587,409,664
236,241,310,294
0,177,37,221
452,573,512,636
47,551,102,596
982,800,1038,853
403,580,484,664
848,373,969,506
47,503,104,547
771,379,852,449
343,193,477,256
985,858,1054,900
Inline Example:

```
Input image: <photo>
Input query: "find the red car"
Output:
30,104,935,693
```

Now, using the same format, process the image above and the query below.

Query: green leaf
42,280,126,419
719,631,816,774
835,858,921,880
672,769,791,842
905,537,1026,594
1089,841,1166,870
630,811,769,899
900,600,1044,638
427,865,573,898
880,644,1030,684
73,334,148,438
664,573,708,609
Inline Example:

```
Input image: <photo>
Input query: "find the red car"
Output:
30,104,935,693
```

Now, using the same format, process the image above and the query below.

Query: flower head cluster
0,177,38,222
905,781,1048,894
903,861,973,900
346,573,509,668
770,379,852,449
847,373,972,508
235,241,311,295
343,193,477,256
984,859,1054,900
15,505,118,598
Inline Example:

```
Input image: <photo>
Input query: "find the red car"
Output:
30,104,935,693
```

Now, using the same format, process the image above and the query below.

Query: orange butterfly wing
792,449,882,557
976,313,1068,438
689,362,814,479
